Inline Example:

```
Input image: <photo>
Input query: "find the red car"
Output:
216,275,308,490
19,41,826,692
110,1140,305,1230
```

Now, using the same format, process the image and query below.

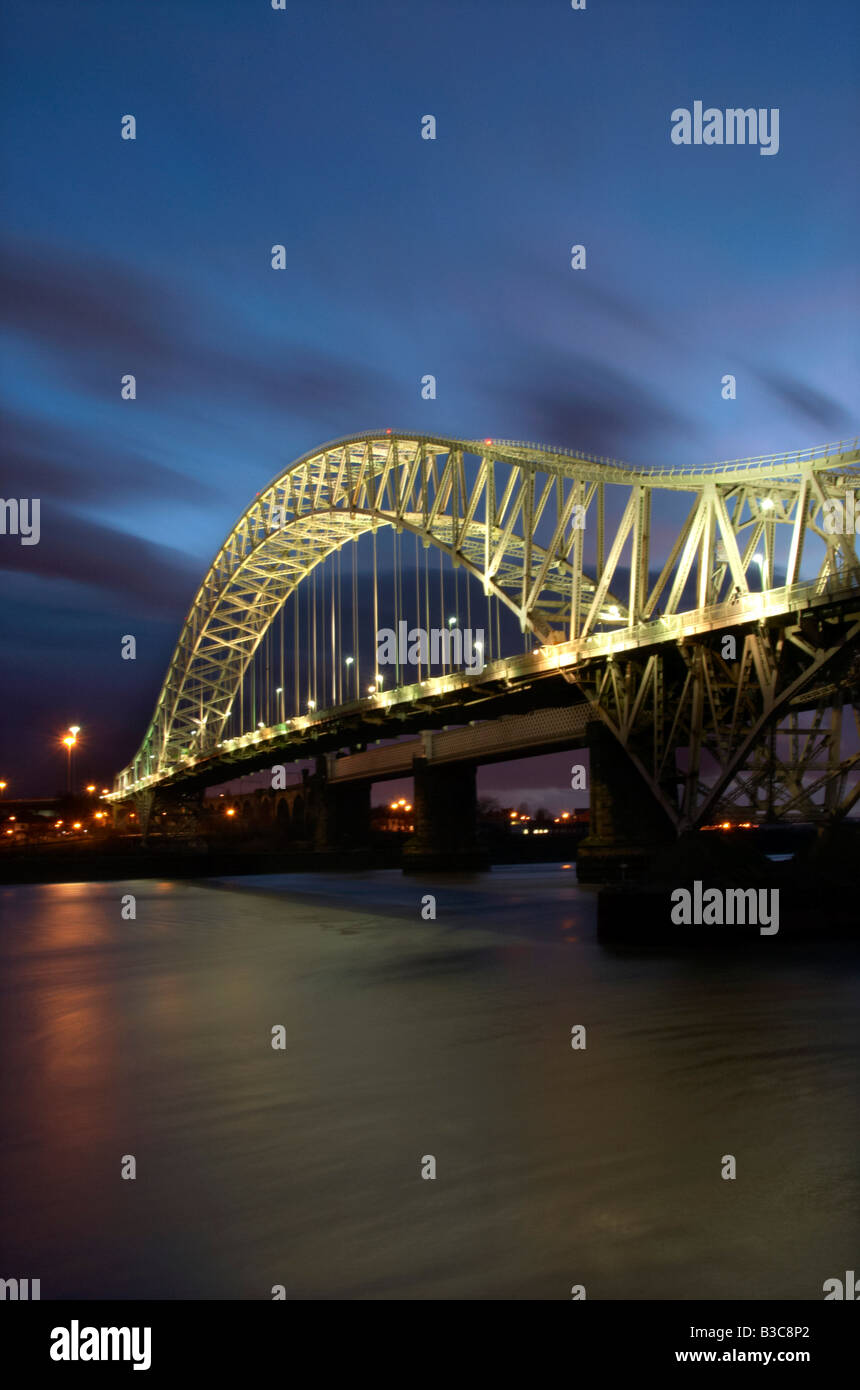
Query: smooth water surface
1,866,857,1299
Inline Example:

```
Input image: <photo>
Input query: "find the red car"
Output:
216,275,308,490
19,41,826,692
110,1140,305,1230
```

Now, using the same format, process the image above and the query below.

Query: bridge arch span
118,431,635,788
114,431,860,798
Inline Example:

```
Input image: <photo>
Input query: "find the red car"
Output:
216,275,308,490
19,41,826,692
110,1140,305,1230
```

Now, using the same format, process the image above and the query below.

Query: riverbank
597,823,860,943
0,832,582,885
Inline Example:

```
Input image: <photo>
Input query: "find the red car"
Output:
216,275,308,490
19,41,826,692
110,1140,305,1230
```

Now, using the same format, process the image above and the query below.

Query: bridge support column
131,789,156,842
402,759,489,873
309,760,371,856
576,719,675,884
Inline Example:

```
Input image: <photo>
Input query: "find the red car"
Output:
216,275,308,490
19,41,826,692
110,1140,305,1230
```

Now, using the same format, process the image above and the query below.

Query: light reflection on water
0,867,857,1300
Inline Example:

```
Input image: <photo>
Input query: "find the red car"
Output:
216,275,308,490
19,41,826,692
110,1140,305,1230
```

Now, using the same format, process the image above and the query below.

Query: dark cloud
0,241,175,366
0,504,201,617
569,285,656,338
755,370,857,435
0,239,395,422
0,411,223,507
479,352,695,462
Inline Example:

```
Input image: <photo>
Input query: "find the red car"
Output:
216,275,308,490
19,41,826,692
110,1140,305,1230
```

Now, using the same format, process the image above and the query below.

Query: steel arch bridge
113,430,860,831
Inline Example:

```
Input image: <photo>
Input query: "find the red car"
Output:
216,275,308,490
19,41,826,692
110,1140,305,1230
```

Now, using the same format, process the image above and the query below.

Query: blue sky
1,0,857,798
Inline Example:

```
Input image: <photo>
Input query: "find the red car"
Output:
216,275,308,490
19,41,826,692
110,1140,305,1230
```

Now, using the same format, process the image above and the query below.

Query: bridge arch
115,431,859,796
118,432,634,786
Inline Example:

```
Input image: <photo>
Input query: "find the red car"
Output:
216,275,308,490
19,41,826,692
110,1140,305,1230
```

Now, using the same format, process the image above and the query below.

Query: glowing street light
0,781,6,797
62,733,76,792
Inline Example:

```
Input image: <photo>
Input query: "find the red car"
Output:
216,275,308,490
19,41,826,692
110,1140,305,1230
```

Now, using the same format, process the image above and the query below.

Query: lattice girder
115,431,860,792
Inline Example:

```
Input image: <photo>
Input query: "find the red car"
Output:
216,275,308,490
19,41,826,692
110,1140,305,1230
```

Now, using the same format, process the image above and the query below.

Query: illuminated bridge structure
111,432,860,873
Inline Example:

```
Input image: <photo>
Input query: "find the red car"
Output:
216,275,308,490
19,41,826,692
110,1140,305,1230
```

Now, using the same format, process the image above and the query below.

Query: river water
1,866,857,1300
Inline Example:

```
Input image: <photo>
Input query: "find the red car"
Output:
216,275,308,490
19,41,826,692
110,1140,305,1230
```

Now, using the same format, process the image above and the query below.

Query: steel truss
114,431,860,809
575,599,860,829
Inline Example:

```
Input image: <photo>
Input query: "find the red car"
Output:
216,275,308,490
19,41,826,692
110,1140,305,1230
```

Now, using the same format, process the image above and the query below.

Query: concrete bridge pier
125,786,210,844
402,757,489,873
131,788,156,842
576,719,675,884
309,758,371,856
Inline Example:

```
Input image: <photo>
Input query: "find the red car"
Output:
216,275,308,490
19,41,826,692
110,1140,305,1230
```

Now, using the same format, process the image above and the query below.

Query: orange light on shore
225,808,236,817
62,735,75,749
72,822,82,830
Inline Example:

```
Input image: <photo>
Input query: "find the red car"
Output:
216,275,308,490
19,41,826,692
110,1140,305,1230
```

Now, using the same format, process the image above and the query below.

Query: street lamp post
62,726,80,794
62,736,75,793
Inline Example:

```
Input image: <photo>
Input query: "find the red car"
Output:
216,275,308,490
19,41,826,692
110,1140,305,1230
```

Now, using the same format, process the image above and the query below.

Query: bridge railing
481,438,630,468
473,435,860,479
572,569,860,658
655,437,860,478
251,430,860,492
